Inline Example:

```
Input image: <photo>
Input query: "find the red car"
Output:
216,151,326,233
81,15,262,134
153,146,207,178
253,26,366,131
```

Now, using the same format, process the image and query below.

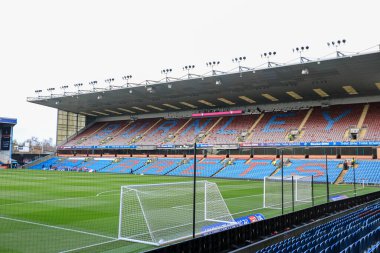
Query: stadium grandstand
18,47,380,252
0,43,372,253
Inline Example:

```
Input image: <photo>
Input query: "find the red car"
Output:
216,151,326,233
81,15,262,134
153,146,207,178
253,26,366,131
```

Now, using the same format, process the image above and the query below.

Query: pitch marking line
0,175,48,180
0,191,121,207
96,190,119,197
59,239,119,253
0,216,117,240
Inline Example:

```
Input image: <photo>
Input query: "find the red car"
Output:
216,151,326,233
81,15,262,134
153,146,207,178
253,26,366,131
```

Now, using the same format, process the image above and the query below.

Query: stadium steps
168,118,192,143
246,113,265,140
343,128,351,140
136,119,163,143
357,104,370,129
96,161,116,172
201,117,223,142
298,108,313,130
100,121,132,145
163,160,185,175
245,158,252,164
269,166,281,176
334,167,348,184
359,127,368,140
76,122,109,144
210,164,227,177
60,120,97,146
132,162,151,174
296,108,313,141
96,162,119,172
25,153,57,168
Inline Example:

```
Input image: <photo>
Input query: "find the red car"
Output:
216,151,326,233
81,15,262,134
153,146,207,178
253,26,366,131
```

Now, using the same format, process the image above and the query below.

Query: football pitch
0,169,378,253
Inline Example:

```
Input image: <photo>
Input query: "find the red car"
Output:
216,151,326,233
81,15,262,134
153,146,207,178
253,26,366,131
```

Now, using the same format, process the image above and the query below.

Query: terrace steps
334,168,349,184
210,164,227,177
76,122,109,144
170,118,192,143
96,160,116,172
133,162,152,174
102,121,133,144
245,158,252,164
296,108,313,141
357,104,370,129
163,160,185,175
137,119,163,143
359,127,368,140
201,117,224,142
298,108,313,131
246,114,265,140
269,166,281,176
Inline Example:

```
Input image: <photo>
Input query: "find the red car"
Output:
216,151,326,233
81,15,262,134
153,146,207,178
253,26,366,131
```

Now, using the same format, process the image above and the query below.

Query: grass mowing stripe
59,239,119,253
0,216,117,240
0,169,378,252
0,192,120,207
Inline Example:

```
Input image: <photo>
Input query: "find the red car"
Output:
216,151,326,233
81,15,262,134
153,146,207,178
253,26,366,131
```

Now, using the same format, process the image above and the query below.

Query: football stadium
1,46,378,253
1,2,380,253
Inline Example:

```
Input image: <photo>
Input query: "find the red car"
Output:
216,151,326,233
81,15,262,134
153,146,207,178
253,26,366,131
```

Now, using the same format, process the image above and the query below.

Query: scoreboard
1,126,11,150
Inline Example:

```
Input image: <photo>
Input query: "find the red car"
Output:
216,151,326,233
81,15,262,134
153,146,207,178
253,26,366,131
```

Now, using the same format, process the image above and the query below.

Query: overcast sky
0,0,379,143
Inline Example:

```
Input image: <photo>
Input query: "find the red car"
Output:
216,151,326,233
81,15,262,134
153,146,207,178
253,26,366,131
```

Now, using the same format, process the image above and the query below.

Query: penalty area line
59,239,119,253
0,216,116,240
96,190,119,197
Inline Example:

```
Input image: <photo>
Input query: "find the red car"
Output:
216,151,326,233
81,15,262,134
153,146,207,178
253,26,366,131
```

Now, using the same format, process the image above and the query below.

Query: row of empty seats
62,103,380,147
258,201,380,253
344,160,380,185
29,157,380,184
277,160,342,183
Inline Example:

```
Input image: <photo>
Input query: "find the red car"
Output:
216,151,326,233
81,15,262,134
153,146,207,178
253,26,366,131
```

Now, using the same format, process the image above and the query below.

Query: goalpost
263,176,312,209
118,181,236,246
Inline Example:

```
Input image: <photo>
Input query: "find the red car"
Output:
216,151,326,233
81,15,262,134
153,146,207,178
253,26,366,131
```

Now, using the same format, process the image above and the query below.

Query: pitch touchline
58,239,119,253
0,216,116,240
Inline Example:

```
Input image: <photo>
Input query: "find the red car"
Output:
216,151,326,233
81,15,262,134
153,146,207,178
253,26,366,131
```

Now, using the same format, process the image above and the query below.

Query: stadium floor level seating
258,201,380,253
28,157,380,185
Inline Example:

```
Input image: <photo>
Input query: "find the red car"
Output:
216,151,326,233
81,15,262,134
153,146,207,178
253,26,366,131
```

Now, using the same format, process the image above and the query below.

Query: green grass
0,169,378,253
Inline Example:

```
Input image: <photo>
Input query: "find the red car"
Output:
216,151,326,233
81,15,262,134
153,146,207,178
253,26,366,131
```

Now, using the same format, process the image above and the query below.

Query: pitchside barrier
147,190,380,253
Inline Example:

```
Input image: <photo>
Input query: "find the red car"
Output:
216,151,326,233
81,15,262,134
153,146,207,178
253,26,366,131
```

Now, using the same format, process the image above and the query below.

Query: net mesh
263,176,312,209
119,181,236,245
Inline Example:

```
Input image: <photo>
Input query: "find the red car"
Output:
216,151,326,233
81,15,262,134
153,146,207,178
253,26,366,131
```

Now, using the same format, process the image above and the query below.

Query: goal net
263,176,312,209
118,181,236,246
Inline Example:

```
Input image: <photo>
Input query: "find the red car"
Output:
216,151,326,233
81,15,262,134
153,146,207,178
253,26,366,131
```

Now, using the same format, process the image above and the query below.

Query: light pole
260,51,277,67
292,46,310,63
47,88,55,98
105,78,115,89
232,56,247,72
161,69,172,82
60,85,69,96
182,65,195,79
327,39,346,57
35,90,42,98
206,61,220,75
73,83,83,94
122,75,132,87
89,81,98,92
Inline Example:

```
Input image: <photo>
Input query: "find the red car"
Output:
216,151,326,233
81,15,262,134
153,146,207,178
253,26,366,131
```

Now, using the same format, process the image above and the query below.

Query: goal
118,181,236,246
263,176,312,209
